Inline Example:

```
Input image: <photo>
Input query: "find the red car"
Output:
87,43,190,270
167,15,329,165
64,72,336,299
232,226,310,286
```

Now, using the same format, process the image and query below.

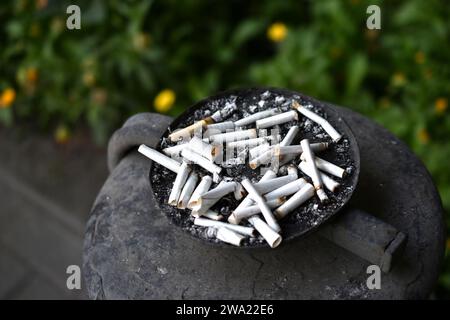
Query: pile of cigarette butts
139,99,348,248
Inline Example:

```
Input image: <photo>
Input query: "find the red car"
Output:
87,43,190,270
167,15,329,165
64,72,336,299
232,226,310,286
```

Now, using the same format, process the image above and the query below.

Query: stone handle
318,208,407,273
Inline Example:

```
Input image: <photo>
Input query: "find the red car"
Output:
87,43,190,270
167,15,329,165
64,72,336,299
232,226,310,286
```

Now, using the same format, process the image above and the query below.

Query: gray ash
150,88,357,247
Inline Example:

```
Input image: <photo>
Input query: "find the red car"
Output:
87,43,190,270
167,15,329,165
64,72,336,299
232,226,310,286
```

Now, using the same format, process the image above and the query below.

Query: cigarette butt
241,178,281,233
138,144,181,173
216,227,245,246
188,136,220,162
249,143,270,159
280,126,299,147
300,139,328,203
254,174,297,194
274,183,315,219
248,216,282,248
299,154,345,178
194,217,255,237
264,178,307,201
168,162,191,206
168,119,211,142
191,210,224,221
206,121,235,132
229,170,276,225
162,143,189,157
235,109,279,127
232,197,285,221
181,148,222,175
208,129,257,144
298,161,340,192
256,110,298,129
193,181,237,213
293,101,342,142
177,172,199,209
188,175,213,209
234,182,246,200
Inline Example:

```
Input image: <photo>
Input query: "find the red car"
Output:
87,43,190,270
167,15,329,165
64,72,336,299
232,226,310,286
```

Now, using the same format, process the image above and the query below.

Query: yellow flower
391,72,406,87
424,68,432,79
154,89,176,113
133,32,151,51
435,98,448,115
26,68,38,84
414,51,425,64
417,128,430,144
267,22,288,43
83,72,96,87
54,125,70,144
0,88,16,109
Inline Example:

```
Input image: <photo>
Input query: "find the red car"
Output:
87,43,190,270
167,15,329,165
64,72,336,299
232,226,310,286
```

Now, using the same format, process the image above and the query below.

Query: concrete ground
0,126,108,299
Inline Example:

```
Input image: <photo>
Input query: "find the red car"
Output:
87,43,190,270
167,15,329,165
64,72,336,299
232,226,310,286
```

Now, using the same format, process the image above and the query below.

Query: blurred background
0,0,448,299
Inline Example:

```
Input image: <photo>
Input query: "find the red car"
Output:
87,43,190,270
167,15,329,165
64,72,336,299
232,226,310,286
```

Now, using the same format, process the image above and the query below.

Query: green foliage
0,0,449,296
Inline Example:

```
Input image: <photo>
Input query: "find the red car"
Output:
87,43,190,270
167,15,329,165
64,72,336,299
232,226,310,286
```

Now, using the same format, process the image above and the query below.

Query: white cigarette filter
194,217,255,237
248,216,282,248
216,227,246,246
188,136,220,162
193,181,238,213
300,139,328,203
181,148,222,175
280,125,299,147
168,162,191,206
177,172,199,209
274,183,315,220
292,101,342,142
187,175,213,209
234,109,279,127
208,129,257,144
231,198,285,222
264,178,307,201
256,110,299,129
299,154,345,178
298,161,340,192
253,174,297,194
168,119,212,142
138,144,181,174
241,178,281,233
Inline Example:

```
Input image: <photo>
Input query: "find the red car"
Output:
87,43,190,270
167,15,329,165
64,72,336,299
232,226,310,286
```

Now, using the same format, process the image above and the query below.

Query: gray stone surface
83,106,445,299
319,209,406,272
0,127,107,299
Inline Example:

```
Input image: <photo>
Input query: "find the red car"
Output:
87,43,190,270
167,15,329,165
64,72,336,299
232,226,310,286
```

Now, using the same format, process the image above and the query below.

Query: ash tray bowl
149,87,360,248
